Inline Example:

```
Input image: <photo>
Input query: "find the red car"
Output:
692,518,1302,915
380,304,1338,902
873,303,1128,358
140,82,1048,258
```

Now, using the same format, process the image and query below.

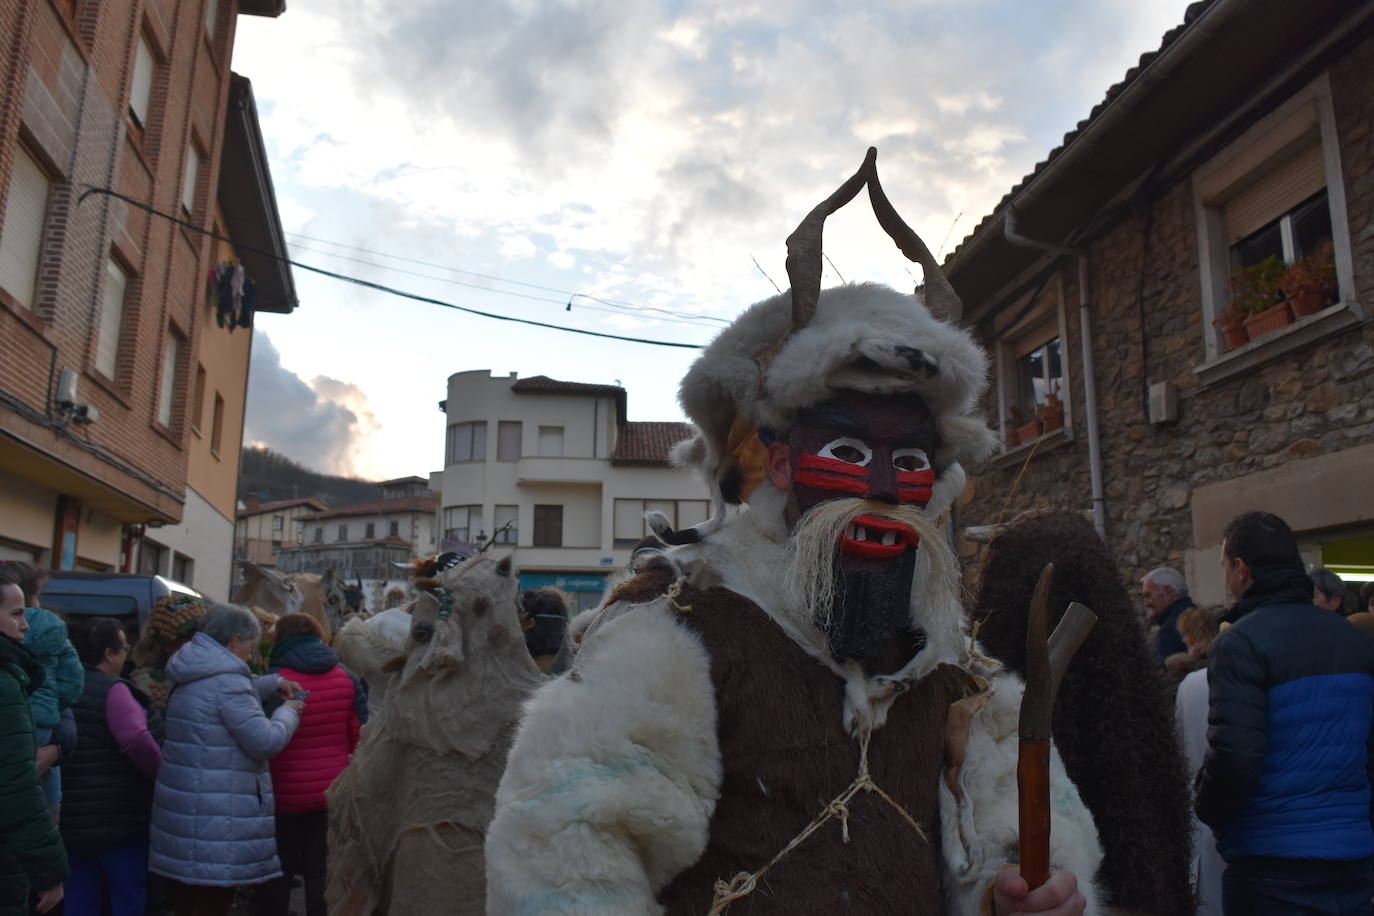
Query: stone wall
955,31,1374,597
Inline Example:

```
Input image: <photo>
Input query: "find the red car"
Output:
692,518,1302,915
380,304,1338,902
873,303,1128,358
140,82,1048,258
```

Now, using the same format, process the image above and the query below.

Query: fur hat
675,151,996,523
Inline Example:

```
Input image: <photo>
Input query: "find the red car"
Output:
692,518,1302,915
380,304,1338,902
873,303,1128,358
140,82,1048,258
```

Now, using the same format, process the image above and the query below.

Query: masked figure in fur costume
486,150,1103,915
327,555,544,915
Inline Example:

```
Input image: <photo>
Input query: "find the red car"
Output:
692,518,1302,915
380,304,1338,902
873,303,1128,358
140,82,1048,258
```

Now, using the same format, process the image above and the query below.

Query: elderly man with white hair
1142,567,1195,664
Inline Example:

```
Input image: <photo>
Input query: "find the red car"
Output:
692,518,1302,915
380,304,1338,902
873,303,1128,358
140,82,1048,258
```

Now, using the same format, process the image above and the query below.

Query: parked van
40,572,202,637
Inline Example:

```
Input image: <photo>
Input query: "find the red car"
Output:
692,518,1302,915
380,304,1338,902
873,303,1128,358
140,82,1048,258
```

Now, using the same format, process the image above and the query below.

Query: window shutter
677,500,709,529
613,499,643,540
498,421,522,460
0,148,51,308
157,333,180,427
538,426,564,457
96,259,127,378
1225,144,1324,243
181,145,199,214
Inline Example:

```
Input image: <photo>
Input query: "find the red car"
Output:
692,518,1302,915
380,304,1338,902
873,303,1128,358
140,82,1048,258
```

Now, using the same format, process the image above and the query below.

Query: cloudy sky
233,0,1193,481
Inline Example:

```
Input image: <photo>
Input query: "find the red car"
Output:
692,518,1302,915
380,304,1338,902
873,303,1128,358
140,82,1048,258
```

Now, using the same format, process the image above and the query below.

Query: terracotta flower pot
1242,302,1294,339
1287,288,1329,317
1006,427,1023,448
1221,321,1250,351
1015,418,1044,442
1039,410,1064,433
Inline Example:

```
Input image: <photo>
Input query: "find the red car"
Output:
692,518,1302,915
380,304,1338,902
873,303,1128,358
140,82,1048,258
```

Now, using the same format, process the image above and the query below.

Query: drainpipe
1003,208,1107,538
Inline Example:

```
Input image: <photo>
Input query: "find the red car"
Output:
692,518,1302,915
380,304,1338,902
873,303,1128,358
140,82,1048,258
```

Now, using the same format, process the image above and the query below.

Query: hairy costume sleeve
486,598,722,916
938,670,1104,916
1196,627,1267,829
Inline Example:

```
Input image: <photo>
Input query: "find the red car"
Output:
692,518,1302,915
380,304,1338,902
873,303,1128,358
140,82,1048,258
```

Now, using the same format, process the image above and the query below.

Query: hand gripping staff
1016,564,1097,889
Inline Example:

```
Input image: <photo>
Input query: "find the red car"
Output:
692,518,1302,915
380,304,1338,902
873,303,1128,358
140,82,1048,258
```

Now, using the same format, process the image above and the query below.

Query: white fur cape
485,505,1104,915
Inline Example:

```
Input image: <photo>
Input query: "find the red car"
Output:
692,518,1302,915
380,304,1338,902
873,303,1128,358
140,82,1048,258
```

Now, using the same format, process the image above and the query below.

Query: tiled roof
945,0,1212,265
304,495,438,520
237,497,327,518
511,375,627,397
612,421,695,466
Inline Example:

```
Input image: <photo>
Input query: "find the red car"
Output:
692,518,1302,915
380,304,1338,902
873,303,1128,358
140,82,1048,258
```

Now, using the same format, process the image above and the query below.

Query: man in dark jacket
1142,566,1194,663
0,581,67,914
1196,511,1374,915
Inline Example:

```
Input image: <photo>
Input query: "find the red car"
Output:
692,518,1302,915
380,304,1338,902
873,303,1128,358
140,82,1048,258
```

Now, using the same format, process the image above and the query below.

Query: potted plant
1280,241,1336,317
1014,407,1043,444
1006,407,1024,447
1038,387,1064,433
1216,303,1250,351
1229,255,1292,341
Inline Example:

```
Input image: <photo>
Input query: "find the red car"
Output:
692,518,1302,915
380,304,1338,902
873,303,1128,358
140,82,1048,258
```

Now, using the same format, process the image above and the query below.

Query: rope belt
707,728,927,915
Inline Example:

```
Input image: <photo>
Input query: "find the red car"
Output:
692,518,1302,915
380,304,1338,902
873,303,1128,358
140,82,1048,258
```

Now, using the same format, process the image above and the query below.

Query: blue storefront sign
518,573,608,593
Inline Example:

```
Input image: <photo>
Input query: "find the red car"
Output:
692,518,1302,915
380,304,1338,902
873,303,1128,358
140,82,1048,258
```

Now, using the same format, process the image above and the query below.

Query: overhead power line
77,186,706,350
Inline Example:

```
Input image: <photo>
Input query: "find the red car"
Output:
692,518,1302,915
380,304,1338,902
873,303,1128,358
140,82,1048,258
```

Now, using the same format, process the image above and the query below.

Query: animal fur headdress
676,148,997,523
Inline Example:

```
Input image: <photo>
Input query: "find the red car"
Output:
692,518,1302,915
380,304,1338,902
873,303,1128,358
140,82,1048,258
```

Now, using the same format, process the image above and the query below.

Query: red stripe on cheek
792,472,868,496
899,488,932,505
896,469,936,486
797,454,869,478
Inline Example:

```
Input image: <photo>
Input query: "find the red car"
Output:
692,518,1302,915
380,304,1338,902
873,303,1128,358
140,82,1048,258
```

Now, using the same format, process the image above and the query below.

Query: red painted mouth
838,514,920,559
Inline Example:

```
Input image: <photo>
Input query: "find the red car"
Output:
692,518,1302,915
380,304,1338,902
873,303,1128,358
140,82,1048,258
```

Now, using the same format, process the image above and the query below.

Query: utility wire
751,255,782,294
285,231,729,325
77,187,705,349
285,240,724,329
823,253,846,285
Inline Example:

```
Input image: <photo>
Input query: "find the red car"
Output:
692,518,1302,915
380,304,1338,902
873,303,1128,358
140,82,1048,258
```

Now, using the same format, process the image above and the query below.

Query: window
171,552,194,585
139,538,166,576
388,520,399,538
210,392,224,454
614,499,710,546
497,421,522,460
191,364,206,430
181,143,200,214
444,505,482,543
365,522,375,539
537,425,564,457
533,505,563,547
313,527,323,544
446,421,487,463
129,34,155,126
204,0,219,38
1012,336,1063,426
337,523,348,542
493,505,518,544
156,330,182,428
0,146,51,309
1192,75,1355,368
96,258,128,379
272,515,283,532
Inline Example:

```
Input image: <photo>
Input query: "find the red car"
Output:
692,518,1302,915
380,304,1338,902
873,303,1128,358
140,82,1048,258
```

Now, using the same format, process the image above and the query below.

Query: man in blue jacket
1197,510,1374,915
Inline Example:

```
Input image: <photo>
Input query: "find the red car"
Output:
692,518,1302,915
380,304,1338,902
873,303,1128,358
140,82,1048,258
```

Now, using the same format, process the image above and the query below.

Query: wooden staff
1017,563,1097,890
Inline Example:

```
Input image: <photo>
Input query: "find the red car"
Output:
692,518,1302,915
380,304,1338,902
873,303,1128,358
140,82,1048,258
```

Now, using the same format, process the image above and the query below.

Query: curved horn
866,164,964,323
784,148,876,333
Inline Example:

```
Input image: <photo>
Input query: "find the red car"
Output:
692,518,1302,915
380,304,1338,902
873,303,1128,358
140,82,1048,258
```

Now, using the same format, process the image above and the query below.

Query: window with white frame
991,279,1069,448
272,515,283,532
95,258,128,379
129,33,156,127
446,421,487,463
493,505,518,544
365,522,375,539
444,505,482,543
0,146,51,309
313,527,323,544
204,0,219,38
537,425,564,457
1193,75,1354,362
337,523,348,542
156,330,182,428
388,520,399,538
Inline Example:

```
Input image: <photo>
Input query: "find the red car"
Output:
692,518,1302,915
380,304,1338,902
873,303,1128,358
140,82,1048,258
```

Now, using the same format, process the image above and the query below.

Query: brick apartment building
0,0,295,599
946,0,1374,604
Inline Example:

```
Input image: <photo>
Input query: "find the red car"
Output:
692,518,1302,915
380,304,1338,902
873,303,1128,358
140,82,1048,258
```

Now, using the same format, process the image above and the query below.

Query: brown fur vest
613,574,969,914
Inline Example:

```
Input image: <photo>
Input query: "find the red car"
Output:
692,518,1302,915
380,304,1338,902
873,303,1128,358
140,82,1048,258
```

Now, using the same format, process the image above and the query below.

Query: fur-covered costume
971,511,1195,914
487,150,1105,915
327,556,544,915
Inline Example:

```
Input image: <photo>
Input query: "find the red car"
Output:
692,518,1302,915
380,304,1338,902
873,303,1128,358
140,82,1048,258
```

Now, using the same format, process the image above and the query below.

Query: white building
438,371,709,611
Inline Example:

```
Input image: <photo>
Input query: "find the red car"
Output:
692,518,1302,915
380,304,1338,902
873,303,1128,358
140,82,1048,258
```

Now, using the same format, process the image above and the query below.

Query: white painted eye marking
818,437,872,465
892,448,931,472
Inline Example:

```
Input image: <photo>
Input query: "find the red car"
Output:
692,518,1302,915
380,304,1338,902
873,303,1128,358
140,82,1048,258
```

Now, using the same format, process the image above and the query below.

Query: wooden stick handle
1017,739,1051,890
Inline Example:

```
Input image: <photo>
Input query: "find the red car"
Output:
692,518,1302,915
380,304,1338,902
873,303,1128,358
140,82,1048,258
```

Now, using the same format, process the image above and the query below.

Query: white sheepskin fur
485,599,721,916
332,607,411,719
939,664,1105,915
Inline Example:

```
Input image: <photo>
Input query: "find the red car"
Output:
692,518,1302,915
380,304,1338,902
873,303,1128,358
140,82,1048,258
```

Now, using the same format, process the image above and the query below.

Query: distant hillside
237,447,380,508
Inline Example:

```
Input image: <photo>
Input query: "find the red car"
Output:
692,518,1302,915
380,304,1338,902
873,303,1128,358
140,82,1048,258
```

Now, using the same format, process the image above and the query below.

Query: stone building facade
0,0,293,596
946,0,1374,606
